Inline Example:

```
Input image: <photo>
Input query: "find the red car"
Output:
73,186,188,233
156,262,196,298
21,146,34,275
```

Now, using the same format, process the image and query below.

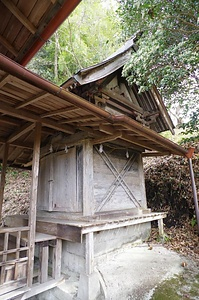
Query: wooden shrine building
0,1,197,299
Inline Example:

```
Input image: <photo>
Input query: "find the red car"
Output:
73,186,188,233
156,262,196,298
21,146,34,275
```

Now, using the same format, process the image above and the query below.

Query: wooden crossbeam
0,115,20,126
0,102,74,134
59,114,96,124
92,132,122,145
41,106,79,118
2,0,37,34
0,35,18,56
0,74,10,89
6,122,35,143
0,138,33,149
101,88,143,114
15,91,49,109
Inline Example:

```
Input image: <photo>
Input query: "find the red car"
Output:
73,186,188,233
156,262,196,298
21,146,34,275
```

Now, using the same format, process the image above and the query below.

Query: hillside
2,168,31,222
144,143,199,261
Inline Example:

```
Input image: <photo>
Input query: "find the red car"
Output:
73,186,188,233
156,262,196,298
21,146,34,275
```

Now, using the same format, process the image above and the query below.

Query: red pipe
0,53,188,157
188,157,199,233
21,0,81,66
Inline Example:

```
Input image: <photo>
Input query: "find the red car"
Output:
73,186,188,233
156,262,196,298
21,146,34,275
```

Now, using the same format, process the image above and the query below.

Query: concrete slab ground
96,244,186,300
32,244,190,300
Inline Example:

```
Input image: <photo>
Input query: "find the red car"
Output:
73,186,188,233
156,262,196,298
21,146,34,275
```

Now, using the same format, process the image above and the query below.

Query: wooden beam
92,132,122,145
122,133,155,151
81,212,167,234
0,74,10,89
142,151,171,157
27,122,41,287
59,115,96,124
15,92,49,109
0,143,9,220
0,35,18,57
78,121,104,127
1,0,37,34
0,115,21,126
0,102,74,134
101,88,143,114
41,106,79,118
6,122,35,143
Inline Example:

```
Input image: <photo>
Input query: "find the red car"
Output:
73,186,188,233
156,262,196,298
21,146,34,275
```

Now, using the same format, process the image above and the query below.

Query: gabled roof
0,54,188,168
62,37,174,134
0,0,81,65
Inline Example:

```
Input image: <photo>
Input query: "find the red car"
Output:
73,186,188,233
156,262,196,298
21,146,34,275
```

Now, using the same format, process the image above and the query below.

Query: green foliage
157,233,171,243
118,0,199,134
190,217,197,227
180,109,199,143
28,0,122,85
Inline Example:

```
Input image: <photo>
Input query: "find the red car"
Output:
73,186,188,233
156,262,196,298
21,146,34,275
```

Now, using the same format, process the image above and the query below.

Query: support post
158,218,164,236
40,244,49,283
52,239,62,279
0,143,9,221
27,122,41,287
85,232,94,275
82,140,93,216
188,157,199,233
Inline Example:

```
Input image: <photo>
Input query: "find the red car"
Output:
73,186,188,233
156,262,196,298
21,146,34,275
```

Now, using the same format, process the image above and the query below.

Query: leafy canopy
118,0,199,137
28,0,122,85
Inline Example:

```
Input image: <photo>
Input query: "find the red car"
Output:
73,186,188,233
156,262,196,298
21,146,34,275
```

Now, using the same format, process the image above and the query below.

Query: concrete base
29,244,185,300
77,272,102,300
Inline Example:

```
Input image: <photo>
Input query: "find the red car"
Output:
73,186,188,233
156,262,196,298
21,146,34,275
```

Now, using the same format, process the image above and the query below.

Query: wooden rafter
41,106,79,118
59,115,97,124
101,88,143,114
0,138,33,150
0,115,20,126
6,122,35,143
0,102,74,134
92,132,122,145
1,0,37,34
0,35,18,57
15,91,49,109
0,74,10,89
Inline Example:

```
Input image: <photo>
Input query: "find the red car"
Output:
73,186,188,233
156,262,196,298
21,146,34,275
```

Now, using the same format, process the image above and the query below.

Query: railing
0,226,30,295
33,233,62,284
0,227,62,298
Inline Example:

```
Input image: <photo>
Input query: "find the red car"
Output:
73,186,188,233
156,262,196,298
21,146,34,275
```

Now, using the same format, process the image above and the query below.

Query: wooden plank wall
37,148,78,212
93,148,146,212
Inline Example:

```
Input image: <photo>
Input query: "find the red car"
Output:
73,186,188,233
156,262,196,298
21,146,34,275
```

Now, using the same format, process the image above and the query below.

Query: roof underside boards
0,0,81,65
0,54,187,168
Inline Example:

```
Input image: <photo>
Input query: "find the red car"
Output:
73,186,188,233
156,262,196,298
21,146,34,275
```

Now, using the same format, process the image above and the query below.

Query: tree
28,0,122,85
118,0,199,137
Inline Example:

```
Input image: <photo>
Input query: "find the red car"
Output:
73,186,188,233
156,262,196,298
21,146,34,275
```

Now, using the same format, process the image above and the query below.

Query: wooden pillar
40,243,49,283
0,143,9,221
27,122,41,287
85,232,94,275
52,238,62,279
82,140,94,216
158,219,164,236
138,153,147,208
